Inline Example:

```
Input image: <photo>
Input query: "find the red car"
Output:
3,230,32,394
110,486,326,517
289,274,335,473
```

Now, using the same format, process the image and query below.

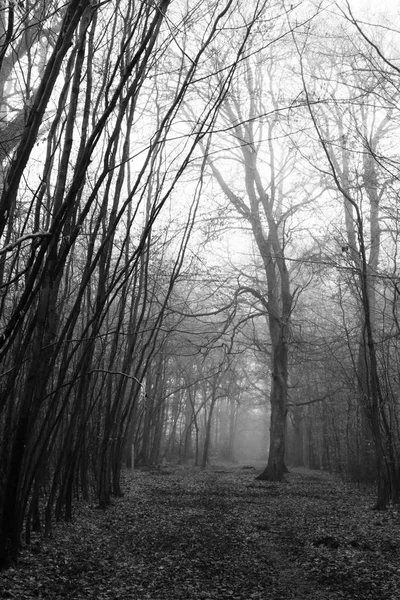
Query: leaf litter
1,465,400,599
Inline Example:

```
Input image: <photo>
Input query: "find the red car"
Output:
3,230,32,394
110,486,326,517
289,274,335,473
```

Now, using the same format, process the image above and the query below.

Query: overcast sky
347,0,399,17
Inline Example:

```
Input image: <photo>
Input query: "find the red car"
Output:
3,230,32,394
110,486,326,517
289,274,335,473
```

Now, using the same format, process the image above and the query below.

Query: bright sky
347,0,399,17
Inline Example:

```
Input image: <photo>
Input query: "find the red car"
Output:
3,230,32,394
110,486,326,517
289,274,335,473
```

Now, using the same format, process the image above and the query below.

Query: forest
0,0,400,576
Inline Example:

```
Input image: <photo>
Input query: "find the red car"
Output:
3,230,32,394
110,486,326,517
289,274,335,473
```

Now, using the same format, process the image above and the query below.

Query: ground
1,465,400,599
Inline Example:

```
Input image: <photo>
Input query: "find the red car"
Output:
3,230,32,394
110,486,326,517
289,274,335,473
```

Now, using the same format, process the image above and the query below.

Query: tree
191,18,318,479
0,0,271,567
292,4,400,506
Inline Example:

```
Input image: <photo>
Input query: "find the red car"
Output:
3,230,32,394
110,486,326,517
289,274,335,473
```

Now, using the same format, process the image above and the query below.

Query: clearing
1,465,400,599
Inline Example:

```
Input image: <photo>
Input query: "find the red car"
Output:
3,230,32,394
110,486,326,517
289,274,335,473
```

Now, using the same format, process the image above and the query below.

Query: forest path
1,465,400,599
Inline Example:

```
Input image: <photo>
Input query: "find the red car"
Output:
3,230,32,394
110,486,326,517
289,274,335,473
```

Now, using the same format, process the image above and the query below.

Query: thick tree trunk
0,410,30,568
256,333,288,481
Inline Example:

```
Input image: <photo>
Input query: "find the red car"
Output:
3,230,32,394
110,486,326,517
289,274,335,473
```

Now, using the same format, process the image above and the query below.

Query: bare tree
191,26,318,479
0,0,272,568
292,6,400,506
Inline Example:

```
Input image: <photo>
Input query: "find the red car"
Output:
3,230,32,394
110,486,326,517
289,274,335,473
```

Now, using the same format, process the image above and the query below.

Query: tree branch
0,232,52,255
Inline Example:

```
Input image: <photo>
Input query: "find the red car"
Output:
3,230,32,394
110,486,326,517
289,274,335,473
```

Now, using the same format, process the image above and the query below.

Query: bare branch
0,231,52,255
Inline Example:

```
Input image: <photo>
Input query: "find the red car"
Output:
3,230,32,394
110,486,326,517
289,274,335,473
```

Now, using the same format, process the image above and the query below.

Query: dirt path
1,466,400,599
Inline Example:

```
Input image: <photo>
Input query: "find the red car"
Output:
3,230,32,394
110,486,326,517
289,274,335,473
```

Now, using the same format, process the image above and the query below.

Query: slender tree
0,0,272,567
292,6,400,505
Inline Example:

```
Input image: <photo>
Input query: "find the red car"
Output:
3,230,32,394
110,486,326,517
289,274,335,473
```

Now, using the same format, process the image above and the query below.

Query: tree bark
256,333,288,480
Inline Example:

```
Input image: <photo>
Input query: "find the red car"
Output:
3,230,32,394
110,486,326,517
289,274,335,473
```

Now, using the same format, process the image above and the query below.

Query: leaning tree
0,0,269,568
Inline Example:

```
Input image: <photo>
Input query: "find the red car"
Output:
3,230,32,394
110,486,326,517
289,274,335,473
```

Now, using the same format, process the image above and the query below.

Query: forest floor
1,465,400,600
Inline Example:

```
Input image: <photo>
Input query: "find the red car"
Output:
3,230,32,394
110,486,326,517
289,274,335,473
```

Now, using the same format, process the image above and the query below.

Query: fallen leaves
1,465,400,599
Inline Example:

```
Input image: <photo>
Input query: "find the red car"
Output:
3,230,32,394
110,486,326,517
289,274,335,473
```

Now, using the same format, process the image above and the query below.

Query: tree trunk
256,334,288,481
202,397,217,470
